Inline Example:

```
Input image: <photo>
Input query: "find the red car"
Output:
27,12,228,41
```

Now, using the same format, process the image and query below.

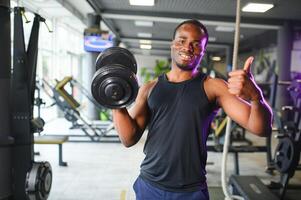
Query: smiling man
112,19,272,200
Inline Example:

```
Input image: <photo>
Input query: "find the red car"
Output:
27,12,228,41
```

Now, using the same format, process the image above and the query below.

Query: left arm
208,57,273,136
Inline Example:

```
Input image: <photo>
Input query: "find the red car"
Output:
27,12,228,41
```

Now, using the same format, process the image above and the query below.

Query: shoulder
203,76,229,101
138,78,159,99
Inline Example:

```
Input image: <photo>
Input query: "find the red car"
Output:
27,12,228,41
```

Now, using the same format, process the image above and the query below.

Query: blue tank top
140,73,217,192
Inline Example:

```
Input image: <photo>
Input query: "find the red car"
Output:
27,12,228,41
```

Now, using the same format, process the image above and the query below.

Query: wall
134,54,169,84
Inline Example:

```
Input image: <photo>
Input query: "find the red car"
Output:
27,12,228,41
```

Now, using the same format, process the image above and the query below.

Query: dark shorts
133,176,209,200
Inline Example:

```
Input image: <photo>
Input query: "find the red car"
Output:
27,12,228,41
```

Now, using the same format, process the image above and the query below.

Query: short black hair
172,19,209,47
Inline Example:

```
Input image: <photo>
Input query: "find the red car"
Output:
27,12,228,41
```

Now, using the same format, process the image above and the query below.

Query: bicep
129,86,150,133
216,81,251,129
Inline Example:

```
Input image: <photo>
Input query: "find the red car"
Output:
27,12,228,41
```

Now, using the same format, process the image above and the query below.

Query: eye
176,38,185,45
192,42,201,49
192,42,205,53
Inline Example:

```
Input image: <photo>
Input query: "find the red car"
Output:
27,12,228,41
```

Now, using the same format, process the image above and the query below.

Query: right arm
112,82,154,147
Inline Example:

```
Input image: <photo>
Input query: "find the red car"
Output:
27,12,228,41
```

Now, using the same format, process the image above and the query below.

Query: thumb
243,56,254,73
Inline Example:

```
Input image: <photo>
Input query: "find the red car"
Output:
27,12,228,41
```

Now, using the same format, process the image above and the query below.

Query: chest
148,81,212,115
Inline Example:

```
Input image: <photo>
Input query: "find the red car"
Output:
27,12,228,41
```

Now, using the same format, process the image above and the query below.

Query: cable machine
0,2,52,199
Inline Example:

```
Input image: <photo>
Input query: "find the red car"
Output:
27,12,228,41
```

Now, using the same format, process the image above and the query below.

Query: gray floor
34,118,301,200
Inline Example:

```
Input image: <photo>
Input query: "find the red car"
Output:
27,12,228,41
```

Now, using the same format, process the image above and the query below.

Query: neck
166,67,199,83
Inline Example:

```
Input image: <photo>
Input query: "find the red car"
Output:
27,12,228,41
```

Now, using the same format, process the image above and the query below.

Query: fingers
227,56,256,99
228,81,243,94
229,56,254,76
228,88,241,96
228,71,246,79
243,56,254,73
229,59,254,78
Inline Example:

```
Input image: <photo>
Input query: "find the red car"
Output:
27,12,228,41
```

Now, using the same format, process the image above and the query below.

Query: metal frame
10,7,45,199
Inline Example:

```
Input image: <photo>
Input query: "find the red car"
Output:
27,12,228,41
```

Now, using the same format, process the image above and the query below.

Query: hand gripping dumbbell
91,47,139,109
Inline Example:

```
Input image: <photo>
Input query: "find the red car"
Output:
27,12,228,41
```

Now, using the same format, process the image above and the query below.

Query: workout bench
34,135,69,166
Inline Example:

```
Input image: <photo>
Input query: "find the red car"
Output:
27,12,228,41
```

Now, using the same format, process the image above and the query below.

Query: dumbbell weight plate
91,64,138,108
274,137,296,173
100,77,131,106
96,47,137,74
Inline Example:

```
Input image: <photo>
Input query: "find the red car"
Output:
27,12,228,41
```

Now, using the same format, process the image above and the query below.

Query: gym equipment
34,136,69,166
34,83,46,117
0,2,13,198
69,77,107,110
38,77,118,143
91,47,139,109
68,77,112,122
208,112,267,175
265,74,301,173
274,137,299,173
269,85,301,199
8,7,53,200
252,73,300,174
25,162,52,200
230,176,278,200
230,77,301,200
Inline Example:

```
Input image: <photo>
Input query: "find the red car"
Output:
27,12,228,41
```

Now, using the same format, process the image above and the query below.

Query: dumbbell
91,47,139,109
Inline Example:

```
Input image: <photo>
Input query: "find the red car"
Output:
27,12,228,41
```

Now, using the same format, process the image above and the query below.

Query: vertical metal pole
234,153,239,175
0,0,13,199
276,21,294,109
82,13,101,120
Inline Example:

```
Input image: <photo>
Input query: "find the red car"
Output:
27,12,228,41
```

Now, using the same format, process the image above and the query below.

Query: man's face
171,23,207,71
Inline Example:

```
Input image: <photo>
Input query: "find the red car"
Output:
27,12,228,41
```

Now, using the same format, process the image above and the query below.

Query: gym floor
35,118,301,200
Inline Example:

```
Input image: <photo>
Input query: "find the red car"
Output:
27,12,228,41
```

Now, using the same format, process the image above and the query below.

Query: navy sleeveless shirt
139,73,217,192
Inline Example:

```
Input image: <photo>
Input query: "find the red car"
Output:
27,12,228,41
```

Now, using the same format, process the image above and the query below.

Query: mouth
178,52,194,61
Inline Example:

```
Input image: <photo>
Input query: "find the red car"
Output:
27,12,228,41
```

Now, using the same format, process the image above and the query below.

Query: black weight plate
99,77,132,106
96,47,137,74
274,137,295,173
91,64,139,108
92,67,138,108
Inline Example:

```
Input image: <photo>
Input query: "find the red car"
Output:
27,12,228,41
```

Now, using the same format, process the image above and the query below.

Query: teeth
180,54,191,59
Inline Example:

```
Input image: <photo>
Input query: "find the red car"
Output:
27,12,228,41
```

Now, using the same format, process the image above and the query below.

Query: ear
170,40,174,49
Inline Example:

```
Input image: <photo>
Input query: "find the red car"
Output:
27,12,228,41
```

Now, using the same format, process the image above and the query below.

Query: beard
175,58,201,71
175,62,194,71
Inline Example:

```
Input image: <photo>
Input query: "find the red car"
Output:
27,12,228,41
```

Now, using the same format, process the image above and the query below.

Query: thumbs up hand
228,56,263,101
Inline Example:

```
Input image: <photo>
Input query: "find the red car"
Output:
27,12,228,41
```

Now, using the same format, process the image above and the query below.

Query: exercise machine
0,4,52,199
208,111,268,175
37,77,118,142
230,77,301,200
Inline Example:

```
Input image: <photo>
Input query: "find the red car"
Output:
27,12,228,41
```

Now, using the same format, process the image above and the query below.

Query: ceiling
85,0,301,56
12,0,301,57
11,0,94,33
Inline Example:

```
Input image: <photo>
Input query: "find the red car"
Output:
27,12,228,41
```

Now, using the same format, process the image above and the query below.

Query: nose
182,42,194,52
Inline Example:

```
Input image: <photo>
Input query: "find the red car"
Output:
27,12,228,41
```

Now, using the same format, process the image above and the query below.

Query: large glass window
10,2,87,119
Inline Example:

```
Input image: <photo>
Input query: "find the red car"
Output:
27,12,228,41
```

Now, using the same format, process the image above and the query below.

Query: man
112,19,272,200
